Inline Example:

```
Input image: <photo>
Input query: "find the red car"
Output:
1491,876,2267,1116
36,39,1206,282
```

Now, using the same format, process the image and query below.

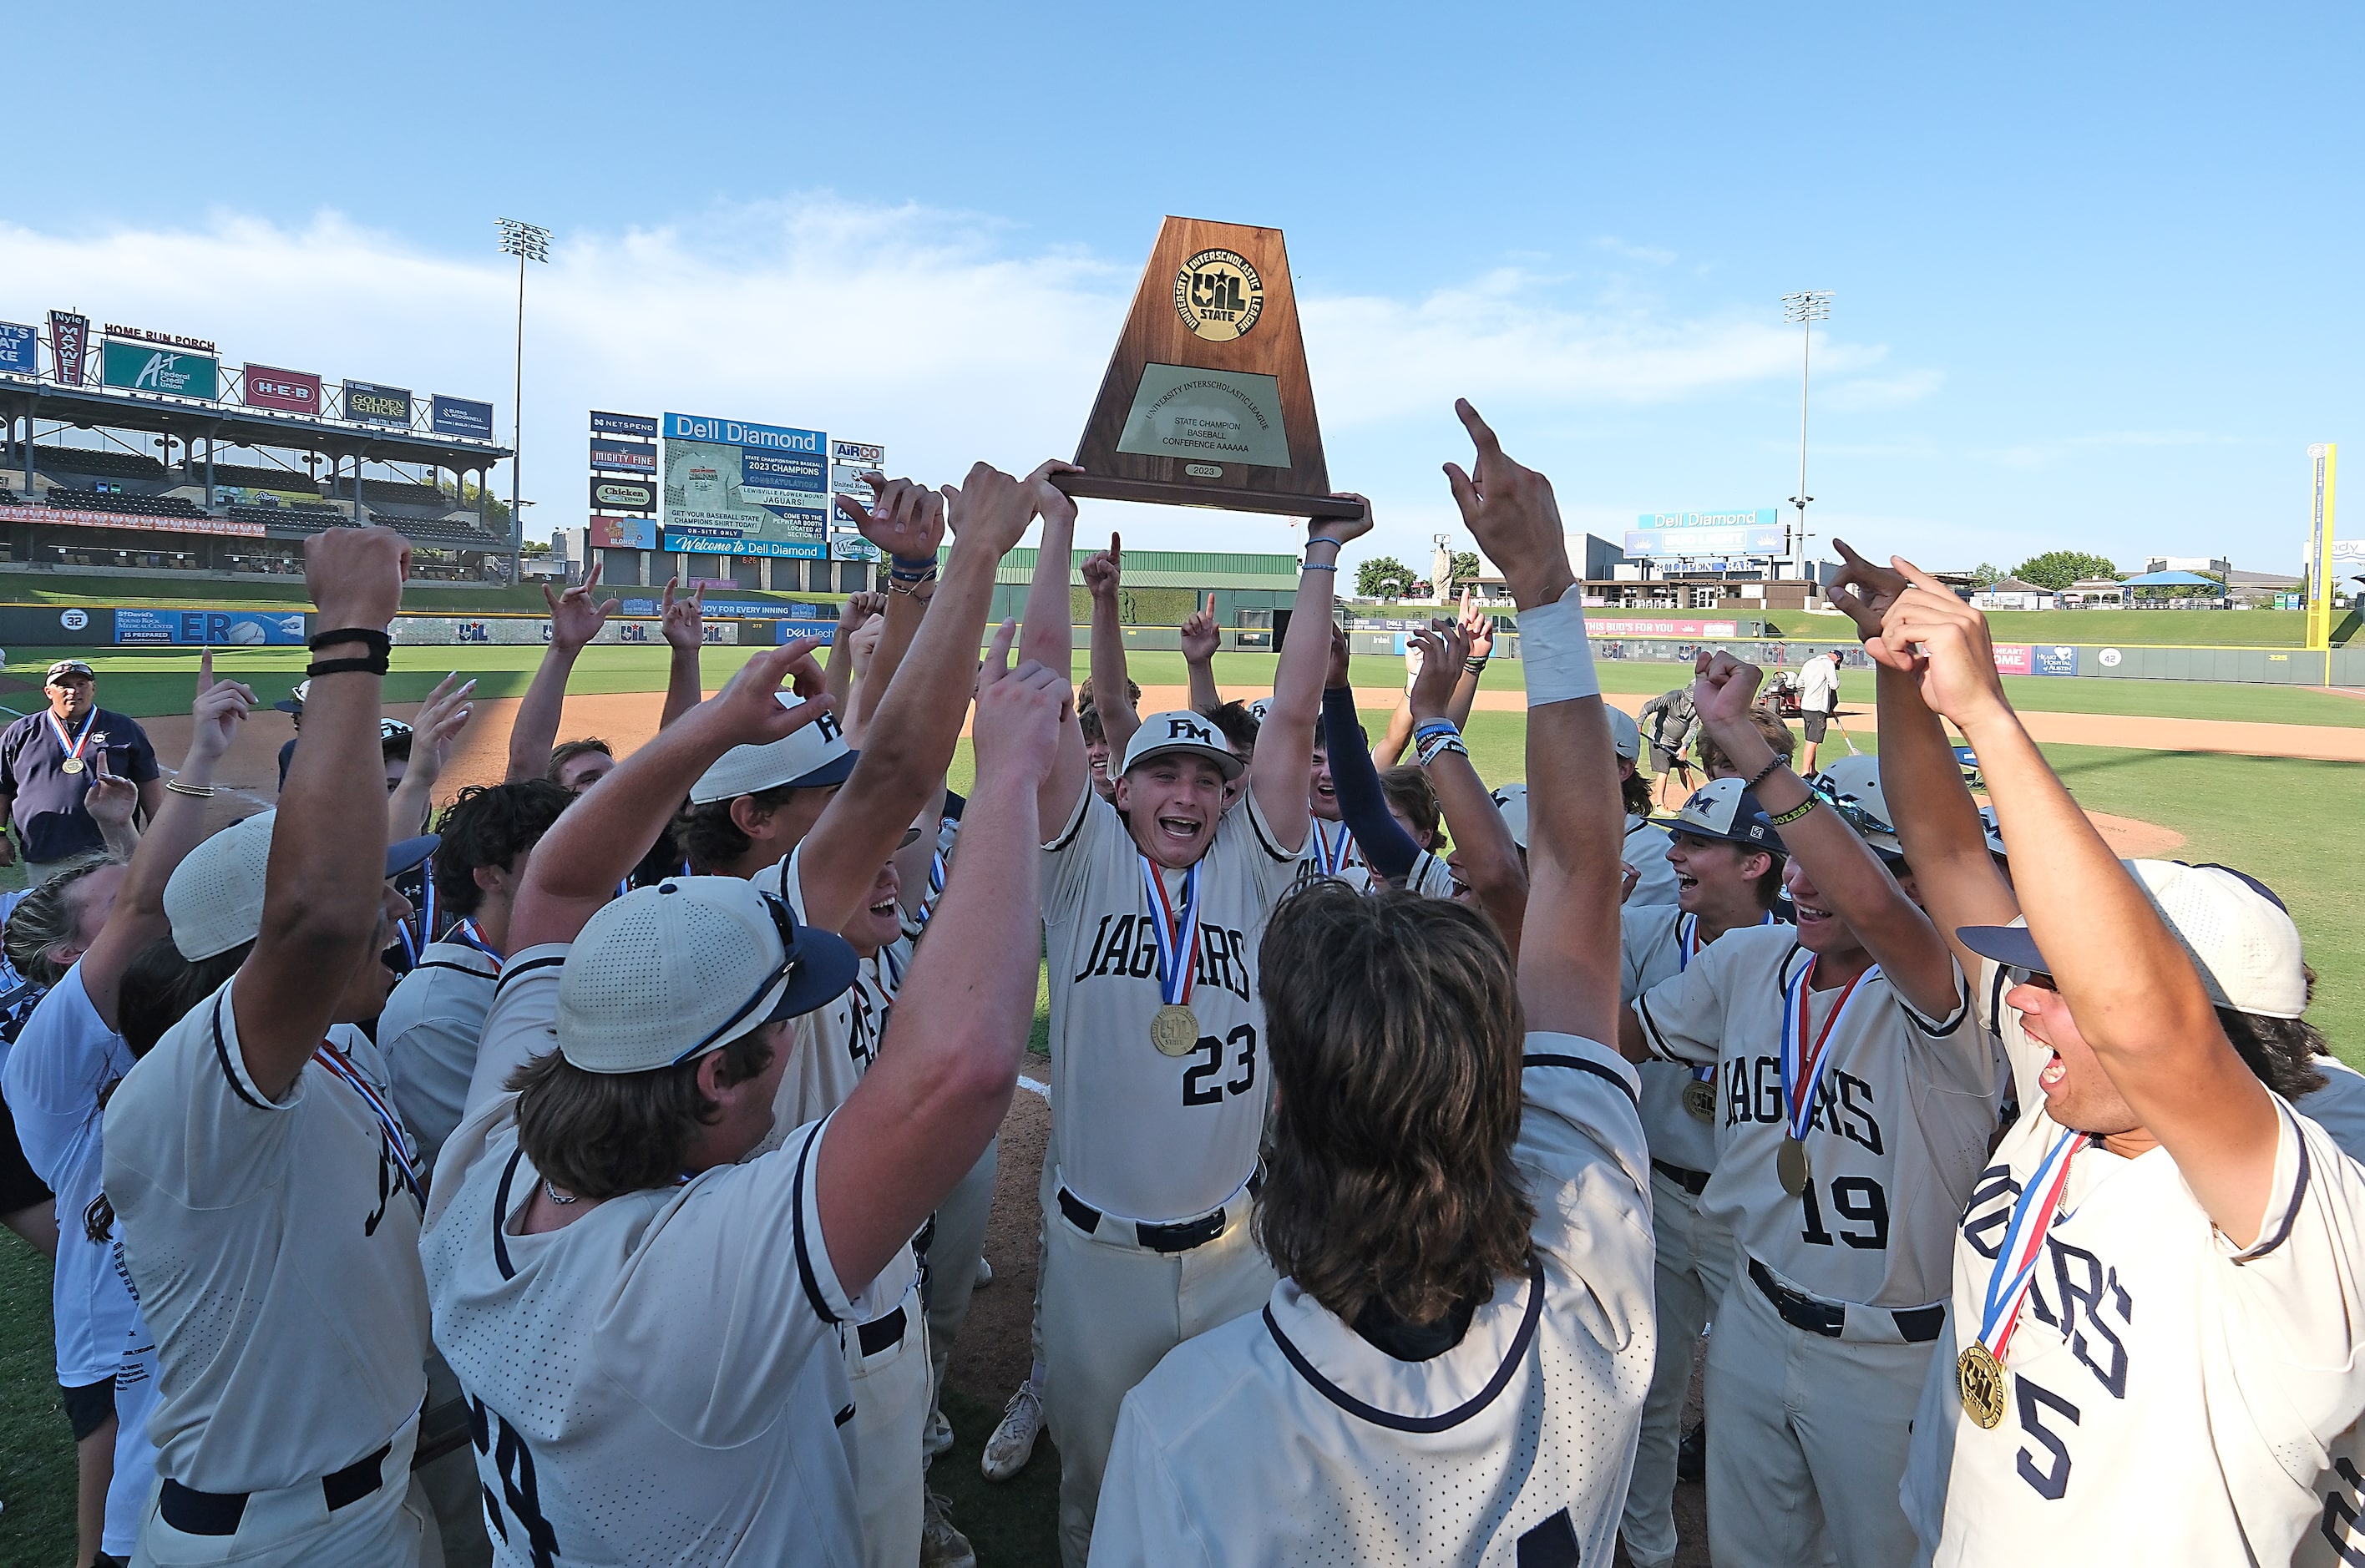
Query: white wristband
1517,585,1600,706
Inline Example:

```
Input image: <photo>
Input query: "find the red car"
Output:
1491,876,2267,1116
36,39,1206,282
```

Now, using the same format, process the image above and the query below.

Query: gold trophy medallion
1683,1080,1717,1121
1151,1003,1201,1057
1957,1343,2007,1429
59,757,83,775
1776,1136,1812,1196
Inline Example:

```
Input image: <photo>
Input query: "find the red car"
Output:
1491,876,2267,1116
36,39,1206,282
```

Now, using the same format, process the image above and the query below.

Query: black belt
1651,1158,1710,1196
158,1444,390,1536
857,1306,908,1358
1748,1259,1944,1344
1059,1171,1261,1255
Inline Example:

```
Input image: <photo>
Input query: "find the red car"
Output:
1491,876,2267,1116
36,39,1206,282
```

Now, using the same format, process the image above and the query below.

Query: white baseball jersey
378,937,499,1171
103,981,430,1493
3,966,140,1384
1044,787,1303,1223
1902,957,2365,1563
1619,902,1776,1176
1090,1034,1655,1568
421,948,867,1565
1634,923,1988,1307
1624,816,1679,908
2291,1056,2365,1568
2297,1055,2365,1159
1288,816,1455,899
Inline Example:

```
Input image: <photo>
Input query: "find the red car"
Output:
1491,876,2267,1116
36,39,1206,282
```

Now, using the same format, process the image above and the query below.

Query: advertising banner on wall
102,340,219,400
243,363,322,413
1583,615,1742,638
590,477,657,513
345,380,413,427
2032,645,2078,676
388,616,739,646
115,609,309,646
48,311,88,383
591,410,659,438
589,515,658,550
660,412,829,559
431,395,495,440
0,322,33,375
590,438,658,475
829,438,886,502
1990,643,2033,675
828,533,878,561
0,503,262,537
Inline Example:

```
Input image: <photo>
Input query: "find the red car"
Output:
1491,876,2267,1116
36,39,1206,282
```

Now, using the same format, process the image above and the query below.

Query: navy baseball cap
1668,777,1786,854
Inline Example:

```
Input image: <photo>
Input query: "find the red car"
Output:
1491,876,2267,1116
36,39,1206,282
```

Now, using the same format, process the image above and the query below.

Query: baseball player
1795,645,1841,775
1401,624,1528,946
1613,705,1679,906
1618,648,1988,1568
1315,624,1455,898
1841,557,2365,1563
1091,400,1654,1568
1017,459,1347,1566
1614,776,1787,1568
104,526,447,1565
422,617,1061,1565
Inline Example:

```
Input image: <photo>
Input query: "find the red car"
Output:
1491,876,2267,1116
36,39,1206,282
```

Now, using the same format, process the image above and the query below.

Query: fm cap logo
1174,249,1264,342
1167,716,1216,744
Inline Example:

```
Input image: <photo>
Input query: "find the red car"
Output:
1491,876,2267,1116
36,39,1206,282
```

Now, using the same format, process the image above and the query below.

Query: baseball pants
131,1407,443,1567
848,1290,930,1568
1618,1169,1737,1568
1041,1173,1274,1568
1704,1262,1938,1568
923,1137,1000,1418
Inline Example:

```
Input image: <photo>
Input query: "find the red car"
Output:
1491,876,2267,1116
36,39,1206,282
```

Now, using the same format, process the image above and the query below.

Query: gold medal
1683,1080,1716,1121
1957,1342,2007,1429
58,757,83,775
1776,1136,1811,1196
1150,1003,1200,1056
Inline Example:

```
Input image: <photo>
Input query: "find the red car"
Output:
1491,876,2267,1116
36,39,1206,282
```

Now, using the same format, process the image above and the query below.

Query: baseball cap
1976,804,2009,858
1246,697,1273,725
1606,706,1642,761
44,660,94,683
1957,860,2307,1019
1490,783,1530,851
1121,711,1243,781
163,811,441,961
1668,777,1786,854
1810,753,1904,862
273,678,309,715
690,702,857,804
555,877,858,1072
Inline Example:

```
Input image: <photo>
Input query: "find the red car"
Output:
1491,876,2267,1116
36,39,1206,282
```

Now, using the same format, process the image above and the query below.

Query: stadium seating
205,462,324,492
32,445,170,483
225,503,360,531
377,513,503,550
325,478,448,510
43,487,213,520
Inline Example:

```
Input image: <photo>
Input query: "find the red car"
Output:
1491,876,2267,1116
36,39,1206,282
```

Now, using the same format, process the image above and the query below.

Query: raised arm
386,672,474,837
1828,539,2019,966
1319,625,1421,883
1248,497,1371,853
83,761,140,862
506,565,618,782
1021,464,1091,839
843,476,947,740
1083,534,1142,761
1444,402,1614,1044
1447,587,1496,731
793,464,1039,936
1179,589,1221,716
80,653,256,1031
658,578,706,731
817,629,1066,1292
1408,622,1526,948
824,590,884,720
232,527,411,1101
1689,650,1962,1020
1881,561,2279,1243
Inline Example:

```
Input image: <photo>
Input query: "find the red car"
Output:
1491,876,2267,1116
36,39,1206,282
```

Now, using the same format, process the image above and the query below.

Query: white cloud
1820,367,1946,411
1985,429,2230,469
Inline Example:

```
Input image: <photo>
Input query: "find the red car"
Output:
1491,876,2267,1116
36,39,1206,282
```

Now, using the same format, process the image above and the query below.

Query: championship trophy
1055,216,1364,521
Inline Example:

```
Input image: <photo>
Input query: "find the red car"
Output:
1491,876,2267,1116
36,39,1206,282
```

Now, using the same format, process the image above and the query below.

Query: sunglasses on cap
676,890,805,1065
1809,776,1895,841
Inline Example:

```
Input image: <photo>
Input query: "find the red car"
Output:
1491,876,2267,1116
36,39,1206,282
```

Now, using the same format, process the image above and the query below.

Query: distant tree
2013,550,2119,590
1356,555,1417,599
1447,550,1481,593
1970,562,2005,587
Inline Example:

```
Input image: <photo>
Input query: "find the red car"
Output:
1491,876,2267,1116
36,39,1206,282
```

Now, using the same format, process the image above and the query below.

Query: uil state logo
1174,249,1264,341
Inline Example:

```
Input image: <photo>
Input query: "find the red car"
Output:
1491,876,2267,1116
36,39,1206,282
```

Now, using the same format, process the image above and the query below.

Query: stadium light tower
1781,290,1832,584
497,218,551,586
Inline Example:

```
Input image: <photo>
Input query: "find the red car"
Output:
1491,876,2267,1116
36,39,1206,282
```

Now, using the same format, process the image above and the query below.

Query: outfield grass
1760,605,2362,650
0,571,843,619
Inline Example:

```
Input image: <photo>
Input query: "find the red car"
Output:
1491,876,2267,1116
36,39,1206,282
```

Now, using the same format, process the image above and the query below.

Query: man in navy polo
0,660,162,884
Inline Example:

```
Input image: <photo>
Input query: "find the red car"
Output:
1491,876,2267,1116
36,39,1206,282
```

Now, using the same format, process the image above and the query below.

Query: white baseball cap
556,877,859,1073
690,702,857,804
1606,706,1642,761
1121,710,1244,781
1246,697,1273,725
1957,860,2307,1019
1669,777,1786,854
1810,753,1903,862
1490,782,1530,850
164,812,440,961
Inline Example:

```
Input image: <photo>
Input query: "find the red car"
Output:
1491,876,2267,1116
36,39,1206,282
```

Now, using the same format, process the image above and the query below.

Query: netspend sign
661,412,831,559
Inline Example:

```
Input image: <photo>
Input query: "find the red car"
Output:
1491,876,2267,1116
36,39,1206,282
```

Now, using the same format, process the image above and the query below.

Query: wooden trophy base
1051,472,1365,519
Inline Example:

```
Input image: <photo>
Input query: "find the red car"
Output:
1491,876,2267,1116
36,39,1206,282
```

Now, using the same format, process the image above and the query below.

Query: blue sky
9,3,2359,576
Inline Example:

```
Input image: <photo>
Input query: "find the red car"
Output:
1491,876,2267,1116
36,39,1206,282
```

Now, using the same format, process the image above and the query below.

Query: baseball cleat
980,1383,1045,1481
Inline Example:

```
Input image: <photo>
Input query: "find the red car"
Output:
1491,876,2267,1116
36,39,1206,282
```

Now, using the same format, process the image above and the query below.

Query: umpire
0,660,162,884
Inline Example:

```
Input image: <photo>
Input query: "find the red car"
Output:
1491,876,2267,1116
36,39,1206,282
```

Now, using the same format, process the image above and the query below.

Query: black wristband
308,626,392,657
306,655,389,678
1743,755,1785,793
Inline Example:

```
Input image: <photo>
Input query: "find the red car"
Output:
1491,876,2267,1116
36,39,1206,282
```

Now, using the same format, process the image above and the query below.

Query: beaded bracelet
1743,756,1785,792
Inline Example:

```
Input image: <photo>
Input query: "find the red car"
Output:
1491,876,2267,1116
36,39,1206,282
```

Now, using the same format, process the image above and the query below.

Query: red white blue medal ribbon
313,1038,422,1198
47,708,96,769
1138,855,1203,1009
1679,912,1775,1083
1779,958,1877,1142
1976,1125,2088,1362
1312,821,1356,878
447,916,503,972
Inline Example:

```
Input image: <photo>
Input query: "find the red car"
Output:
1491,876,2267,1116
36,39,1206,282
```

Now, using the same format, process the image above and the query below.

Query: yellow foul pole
2307,443,2337,653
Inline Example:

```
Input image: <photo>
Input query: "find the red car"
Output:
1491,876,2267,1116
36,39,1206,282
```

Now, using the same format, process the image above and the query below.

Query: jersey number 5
1182,1024,1257,1106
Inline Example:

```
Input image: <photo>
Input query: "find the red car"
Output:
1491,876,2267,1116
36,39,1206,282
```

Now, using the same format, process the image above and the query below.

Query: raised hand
403,672,479,786
1827,539,1912,641
186,655,257,766
1874,559,2013,729
942,462,1043,559
1441,401,1571,609
1408,623,1470,721
711,636,834,745
840,476,946,564
84,756,138,833
972,620,1071,791
1458,586,1496,659
306,524,410,630
1325,620,1353,691
1027,459,1084,535
836,590,888,639
1178,591,1220,665
1081,534,1123,603
543,559,620,650
1311,493,1374,552
660,577,706,652
1690,649,1765,731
